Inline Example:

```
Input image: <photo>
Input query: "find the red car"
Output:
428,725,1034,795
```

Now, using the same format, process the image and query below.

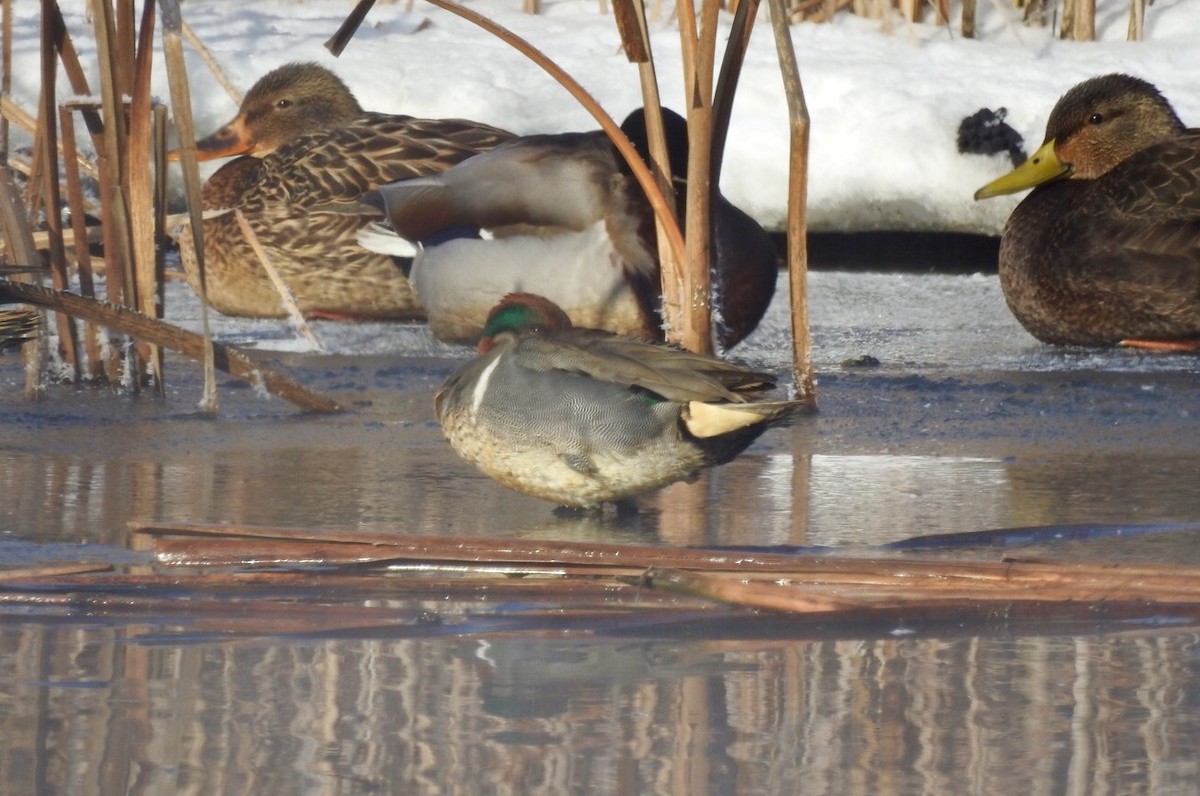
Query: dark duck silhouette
975,73,1200,351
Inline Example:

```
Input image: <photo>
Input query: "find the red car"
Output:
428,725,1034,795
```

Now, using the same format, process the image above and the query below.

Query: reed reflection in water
1,623,1197,794
2,444,1197,550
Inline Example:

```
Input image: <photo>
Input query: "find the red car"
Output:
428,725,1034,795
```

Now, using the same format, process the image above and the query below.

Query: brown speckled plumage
174,63,513,320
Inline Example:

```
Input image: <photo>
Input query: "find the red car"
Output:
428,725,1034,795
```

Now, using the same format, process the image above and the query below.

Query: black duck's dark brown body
975,75,1200,349
999,130,1200,346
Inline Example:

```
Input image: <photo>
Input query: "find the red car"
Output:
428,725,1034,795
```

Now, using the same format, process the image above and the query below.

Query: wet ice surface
3,270,1200,795
158,268,1199,375
2,269,1197,551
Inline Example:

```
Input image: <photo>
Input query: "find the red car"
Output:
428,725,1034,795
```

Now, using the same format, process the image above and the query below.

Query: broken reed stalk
0,224,103,257
126,521,1200,591
710,0,759,180
0,563,114,581
0,570,717,640
673,0,719,355
961,0,976,36
128,0,163,389
39,1,80,380
0,168,44,397
641,568,869,612
768,0,815,402
325,0,377,55
181,19,242,103
89,0,134,314
57,105,107,379
5,568,1198,635
1127,0,1143,40
0,98,70,173
1,0,10,157
233,209,325,352
0,280,343,412
160,0,219,411
1078,0,1098,39
114,521,1200,621
42,2,107,149
610,0,678,341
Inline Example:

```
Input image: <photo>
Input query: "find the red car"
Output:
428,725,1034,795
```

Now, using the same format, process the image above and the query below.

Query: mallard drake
172,62,513,320
366,107,779,348
0,309,38,351
975,73,1200,351
435,293,802,509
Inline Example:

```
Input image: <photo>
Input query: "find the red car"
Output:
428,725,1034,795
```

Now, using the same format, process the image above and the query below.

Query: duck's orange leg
1118,338,1200,353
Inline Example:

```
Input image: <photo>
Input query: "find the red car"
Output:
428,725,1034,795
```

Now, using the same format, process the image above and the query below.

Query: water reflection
2,444,1198,554
2,623,1197,794
4,382,1200,793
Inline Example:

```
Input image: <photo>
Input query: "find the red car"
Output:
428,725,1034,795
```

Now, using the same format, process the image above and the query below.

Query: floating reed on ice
1,520,1199,636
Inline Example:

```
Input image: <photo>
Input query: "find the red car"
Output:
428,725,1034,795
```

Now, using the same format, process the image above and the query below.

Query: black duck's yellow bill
974,139,1069,199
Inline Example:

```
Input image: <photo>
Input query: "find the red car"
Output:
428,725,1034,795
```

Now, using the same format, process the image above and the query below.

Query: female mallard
173,62,513,320
435,293,802,509
366,107,779,348
975,73,1200,351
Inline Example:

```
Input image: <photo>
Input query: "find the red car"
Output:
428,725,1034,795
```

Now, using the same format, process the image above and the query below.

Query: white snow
6,0,1200,237
5,1,1200,371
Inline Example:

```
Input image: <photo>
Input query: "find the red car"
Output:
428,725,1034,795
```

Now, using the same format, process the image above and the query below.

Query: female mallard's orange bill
167,117,256,163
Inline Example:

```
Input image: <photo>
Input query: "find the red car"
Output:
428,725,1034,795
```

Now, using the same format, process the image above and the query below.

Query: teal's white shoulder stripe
469,355,503,415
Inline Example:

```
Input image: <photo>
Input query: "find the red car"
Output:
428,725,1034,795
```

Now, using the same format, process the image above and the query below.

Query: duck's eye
275,98,293,110
1088,113,1103,124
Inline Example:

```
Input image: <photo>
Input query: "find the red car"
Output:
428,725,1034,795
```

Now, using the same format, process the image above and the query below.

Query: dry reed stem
643,568,870,612
1127,0,1143,40
610,0,678,350
38,5,82,379
90,0,132,311
81,1,143,384
674,0,719,355
130,521,1200,605
128,0,162,388
1,0,10,157
768,0,814,401
324,0,377,56
0,569,682,603
57,106,107,379
44,5,105,143
711,0,759,180
0,573,719,640
160,0,218,410
0,279,344,412
789,0,852,22
233,209,325,352
133,520,838,569
0,96,98,180
181,19,241,103
961,0,975,35
0,225,104,257
637,566,1200,614
10,540,1200,627
0,167,45,397
0,563,114,580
